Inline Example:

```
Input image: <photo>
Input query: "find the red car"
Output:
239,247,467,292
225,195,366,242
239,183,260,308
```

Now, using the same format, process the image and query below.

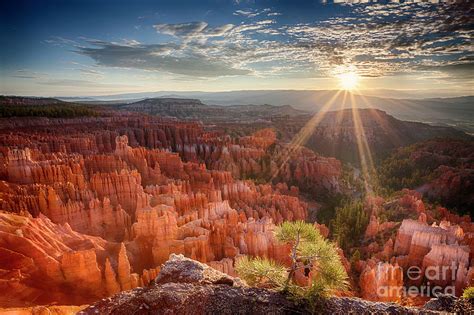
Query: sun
338,71,359,90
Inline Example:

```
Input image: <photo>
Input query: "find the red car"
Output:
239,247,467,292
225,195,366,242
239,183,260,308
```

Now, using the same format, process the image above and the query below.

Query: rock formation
359,261,404,302
358,190,473,303
1,110,470,311
0,115,333,307
79,254,472,314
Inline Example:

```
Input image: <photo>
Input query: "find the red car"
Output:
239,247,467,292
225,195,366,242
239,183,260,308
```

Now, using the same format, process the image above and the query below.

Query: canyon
90,97,469,164
0,113,339,306
0,98,472,312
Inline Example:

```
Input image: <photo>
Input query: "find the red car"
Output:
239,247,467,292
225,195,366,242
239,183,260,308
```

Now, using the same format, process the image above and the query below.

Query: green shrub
234,256,286,289
235,221,348,305
462,286,474,299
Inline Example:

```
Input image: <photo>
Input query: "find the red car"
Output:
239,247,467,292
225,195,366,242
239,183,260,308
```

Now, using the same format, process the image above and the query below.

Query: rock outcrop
79,255,472,315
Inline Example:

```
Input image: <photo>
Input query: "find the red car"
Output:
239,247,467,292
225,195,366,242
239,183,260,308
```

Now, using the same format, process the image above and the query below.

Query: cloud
76,40,250,77
38,79,137,88
12,69,46,79
277,2,474,78
78,68,104,79
234,9,259,18
419,62,474,80
43,36,79,47
153,22,233,38
233,8,279,18
62,2,472,81
121,39,141,46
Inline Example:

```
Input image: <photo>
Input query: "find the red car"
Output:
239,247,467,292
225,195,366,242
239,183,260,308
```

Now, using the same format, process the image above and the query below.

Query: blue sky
1,0,472,97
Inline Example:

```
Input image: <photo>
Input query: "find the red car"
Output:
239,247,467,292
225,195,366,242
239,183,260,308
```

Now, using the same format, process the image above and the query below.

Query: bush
234,256,286,289
463,286,474,299
235,221,348,304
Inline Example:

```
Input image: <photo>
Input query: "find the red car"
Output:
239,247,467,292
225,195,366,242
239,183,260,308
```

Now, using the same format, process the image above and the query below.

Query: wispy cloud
75,40,250,77
12,69,47,79
77,68,105,79
233,9,260,18
153,22,234,39
233,8,280,18
43,36,79,47
48,2,472,81
38,78,137,89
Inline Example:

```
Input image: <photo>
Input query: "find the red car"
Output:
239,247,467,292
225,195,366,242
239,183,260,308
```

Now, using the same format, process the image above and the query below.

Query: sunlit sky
1,0,472,97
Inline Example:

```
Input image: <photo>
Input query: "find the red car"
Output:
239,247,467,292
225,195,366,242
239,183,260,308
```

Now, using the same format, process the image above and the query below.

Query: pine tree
331,201,369,251
235,221,348,302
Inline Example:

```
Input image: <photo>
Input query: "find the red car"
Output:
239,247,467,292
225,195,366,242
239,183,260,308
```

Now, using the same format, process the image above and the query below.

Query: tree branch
284,229,300,290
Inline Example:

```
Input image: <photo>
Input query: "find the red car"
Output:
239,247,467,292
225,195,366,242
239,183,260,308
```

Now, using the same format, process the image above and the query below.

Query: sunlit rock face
358,190,473,302
359,261,404,303
0,211,161,306
0,115,343,307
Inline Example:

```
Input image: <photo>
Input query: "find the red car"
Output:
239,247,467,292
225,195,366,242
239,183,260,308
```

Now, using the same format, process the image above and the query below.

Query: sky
0,0,473,97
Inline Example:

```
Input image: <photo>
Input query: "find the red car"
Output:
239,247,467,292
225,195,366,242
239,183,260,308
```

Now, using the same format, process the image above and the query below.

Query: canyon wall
0,115,341,307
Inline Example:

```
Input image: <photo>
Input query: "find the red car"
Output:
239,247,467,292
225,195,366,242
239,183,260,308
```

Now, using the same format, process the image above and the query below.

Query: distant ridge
57,90,474,133
0,95,65,106
303,108,471,163
117,97,307,121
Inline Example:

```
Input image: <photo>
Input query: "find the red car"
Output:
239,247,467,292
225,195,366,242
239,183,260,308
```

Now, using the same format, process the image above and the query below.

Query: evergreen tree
331,201,369,251
235,221,348,303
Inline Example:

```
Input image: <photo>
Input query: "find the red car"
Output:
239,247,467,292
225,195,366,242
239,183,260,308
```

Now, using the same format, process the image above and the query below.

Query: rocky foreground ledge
79,254,472,315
